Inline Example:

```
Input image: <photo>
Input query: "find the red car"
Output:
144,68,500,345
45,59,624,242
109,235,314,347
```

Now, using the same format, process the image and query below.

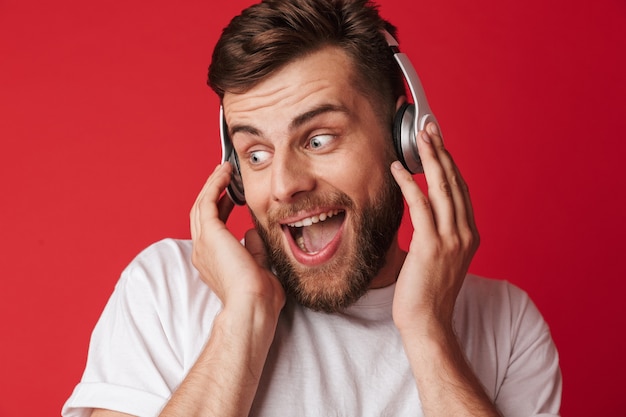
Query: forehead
222,47,366,127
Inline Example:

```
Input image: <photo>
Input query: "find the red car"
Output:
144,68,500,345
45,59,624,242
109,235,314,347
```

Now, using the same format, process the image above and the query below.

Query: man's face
223,46,404,312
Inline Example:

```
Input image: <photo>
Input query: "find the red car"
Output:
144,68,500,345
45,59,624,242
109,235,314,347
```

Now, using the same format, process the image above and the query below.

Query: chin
276,255,373,313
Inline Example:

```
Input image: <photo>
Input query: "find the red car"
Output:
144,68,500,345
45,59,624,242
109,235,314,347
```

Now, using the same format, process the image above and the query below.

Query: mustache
256,191,355,226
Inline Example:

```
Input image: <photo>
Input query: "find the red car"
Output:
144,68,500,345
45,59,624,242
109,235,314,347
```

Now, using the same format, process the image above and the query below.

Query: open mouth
285,209,346,254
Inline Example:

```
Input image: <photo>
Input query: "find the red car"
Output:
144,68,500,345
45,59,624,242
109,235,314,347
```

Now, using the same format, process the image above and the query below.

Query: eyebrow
289,103,350,130
229,103,350,138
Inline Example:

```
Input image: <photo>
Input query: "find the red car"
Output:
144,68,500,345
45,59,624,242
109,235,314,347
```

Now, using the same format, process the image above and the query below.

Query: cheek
240,168,269,208
333,155,390,203
241,191,270,231
245,194,268,226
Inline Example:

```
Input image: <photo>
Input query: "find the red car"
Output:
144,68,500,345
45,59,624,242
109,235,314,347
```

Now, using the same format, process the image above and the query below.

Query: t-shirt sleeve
62,239,217,417
456,276,562,417
495,282,562,417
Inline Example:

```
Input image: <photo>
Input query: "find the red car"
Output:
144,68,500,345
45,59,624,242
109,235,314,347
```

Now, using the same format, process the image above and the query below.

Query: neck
368,239,407,289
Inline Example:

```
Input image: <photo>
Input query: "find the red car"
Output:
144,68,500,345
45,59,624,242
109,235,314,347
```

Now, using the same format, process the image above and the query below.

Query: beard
251,171,404,313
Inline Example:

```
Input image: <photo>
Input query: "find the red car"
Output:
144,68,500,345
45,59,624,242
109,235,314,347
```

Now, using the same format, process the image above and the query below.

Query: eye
248,150,271,166
307,134,334,150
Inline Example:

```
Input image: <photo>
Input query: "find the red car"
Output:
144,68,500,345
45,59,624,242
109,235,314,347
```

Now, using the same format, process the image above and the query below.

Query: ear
395,95,407,112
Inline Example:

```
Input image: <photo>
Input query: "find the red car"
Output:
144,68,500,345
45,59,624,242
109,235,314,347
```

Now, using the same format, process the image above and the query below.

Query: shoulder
454,275,561,412
94,238,222,362
456,274,540,321
127,238,194,274
114,238,221,322
63,239,219,416
455,274,551,345
454,274,554,369
120,238,197,294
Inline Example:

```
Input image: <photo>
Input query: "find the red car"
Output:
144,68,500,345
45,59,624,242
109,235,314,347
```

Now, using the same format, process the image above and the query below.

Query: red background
1,0,625,415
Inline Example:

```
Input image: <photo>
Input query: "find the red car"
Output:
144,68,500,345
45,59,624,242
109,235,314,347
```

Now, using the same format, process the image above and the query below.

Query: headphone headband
384,29,440,174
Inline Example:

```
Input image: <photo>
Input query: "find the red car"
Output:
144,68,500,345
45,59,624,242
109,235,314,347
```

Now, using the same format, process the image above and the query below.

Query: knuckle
459,230,473,248
447,235,462,253
450,174,462,188
460,229,480,251
439,181,452,197
414,195,432,211
473,231,481,249
449,172,469,194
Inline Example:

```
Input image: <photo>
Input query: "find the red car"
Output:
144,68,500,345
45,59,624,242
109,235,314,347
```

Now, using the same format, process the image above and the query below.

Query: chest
249,306,423,416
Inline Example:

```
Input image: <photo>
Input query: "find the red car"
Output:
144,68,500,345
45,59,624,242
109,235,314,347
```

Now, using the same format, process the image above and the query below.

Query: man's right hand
148,162,288,417
189,162,286,315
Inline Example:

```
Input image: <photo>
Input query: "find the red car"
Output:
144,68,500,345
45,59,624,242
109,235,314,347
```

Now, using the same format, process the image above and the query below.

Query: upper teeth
287,209,340,228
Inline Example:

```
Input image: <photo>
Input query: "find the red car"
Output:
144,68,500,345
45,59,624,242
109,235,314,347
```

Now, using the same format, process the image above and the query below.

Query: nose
270,151,316,202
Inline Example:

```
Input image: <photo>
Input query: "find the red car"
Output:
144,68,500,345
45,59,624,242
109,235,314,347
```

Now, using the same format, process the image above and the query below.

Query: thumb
244,229,270,269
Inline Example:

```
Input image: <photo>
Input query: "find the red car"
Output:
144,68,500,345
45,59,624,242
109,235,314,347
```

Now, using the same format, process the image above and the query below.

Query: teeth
296,235,307,251
287,210,340,228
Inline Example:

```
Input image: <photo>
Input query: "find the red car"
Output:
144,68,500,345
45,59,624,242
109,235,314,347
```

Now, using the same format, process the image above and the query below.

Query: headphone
219,30,440,205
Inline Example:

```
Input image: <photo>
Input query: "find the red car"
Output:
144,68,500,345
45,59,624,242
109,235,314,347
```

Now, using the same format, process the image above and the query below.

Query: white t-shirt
62,238,561,417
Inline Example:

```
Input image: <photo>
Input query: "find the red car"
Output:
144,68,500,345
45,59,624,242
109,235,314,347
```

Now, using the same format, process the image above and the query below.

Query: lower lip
283,220,345,266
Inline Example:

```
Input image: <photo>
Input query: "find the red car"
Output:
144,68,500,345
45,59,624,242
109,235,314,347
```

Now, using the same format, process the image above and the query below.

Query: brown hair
207,0,405,121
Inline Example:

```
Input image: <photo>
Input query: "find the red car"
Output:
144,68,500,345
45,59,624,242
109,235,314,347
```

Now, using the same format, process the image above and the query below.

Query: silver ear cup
226,150,246,205
220,105,246,205
393,103,424,174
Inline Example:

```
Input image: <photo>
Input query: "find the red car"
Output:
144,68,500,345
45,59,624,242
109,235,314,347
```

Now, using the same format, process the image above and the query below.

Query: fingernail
427,122,439,136
391,161,404,170
420,130,431,144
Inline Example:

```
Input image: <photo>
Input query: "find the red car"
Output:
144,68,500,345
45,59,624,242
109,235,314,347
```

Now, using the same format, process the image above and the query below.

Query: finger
244,229,270,270
197,162,232,210
449,161,478,237
415,128,456,235
425,123,476,236
423,124,465,229
217,193,235,224
190,163,232,239
390,161,437,239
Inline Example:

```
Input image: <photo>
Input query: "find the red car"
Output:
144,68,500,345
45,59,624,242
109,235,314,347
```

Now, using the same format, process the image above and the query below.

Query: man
63,0,562,416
